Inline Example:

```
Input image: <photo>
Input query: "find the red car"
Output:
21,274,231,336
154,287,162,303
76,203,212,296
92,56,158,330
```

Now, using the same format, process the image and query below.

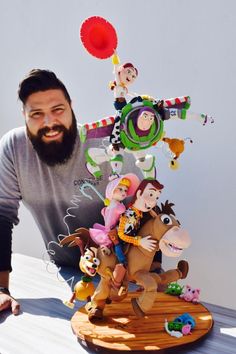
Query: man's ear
22,107,26,118
136,190,141,199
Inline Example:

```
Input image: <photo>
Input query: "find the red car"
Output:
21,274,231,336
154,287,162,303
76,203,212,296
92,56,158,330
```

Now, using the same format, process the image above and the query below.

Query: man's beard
27,111,78,166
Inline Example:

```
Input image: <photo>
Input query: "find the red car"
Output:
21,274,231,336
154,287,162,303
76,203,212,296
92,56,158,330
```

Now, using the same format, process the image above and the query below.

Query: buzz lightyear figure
84,94,213,179
108,102,163,179
83,97,170,179
83,86,213,179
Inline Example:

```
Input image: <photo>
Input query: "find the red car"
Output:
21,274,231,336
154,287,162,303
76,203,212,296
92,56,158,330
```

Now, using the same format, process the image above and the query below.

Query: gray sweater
0,126,138,268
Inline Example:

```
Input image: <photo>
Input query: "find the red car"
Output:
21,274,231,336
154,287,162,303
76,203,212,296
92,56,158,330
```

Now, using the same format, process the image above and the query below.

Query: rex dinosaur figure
61,201,191,321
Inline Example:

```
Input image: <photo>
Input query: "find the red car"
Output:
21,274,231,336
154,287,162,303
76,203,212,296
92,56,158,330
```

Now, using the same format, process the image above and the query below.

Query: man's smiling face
23,89,77,166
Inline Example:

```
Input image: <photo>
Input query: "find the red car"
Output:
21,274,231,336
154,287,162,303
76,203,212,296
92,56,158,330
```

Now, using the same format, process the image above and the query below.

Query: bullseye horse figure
60,201,191,321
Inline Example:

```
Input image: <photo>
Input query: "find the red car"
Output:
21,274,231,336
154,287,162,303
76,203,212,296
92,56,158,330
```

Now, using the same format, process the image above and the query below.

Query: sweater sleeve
0,133,21,224
0,132,22,271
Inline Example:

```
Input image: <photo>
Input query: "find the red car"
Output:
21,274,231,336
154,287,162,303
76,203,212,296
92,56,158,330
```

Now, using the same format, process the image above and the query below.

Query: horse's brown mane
155,200,176,216
140,200,176,226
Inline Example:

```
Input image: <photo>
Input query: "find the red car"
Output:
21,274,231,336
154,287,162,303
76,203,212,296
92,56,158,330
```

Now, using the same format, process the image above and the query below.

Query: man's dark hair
18,69,71,104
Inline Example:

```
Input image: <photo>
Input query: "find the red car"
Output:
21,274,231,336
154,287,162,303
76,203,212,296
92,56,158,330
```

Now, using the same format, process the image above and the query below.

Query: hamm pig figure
179,285,200,303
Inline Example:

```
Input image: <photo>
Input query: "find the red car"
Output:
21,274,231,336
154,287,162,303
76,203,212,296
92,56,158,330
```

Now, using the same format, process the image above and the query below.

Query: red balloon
80,16,118,59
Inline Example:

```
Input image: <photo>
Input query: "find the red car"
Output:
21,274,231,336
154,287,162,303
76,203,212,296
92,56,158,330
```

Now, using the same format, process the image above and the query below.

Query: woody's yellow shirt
118,206,143,246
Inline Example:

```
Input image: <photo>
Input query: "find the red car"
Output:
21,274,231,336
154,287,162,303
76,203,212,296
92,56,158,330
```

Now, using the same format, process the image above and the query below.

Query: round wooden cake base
71,292,213,352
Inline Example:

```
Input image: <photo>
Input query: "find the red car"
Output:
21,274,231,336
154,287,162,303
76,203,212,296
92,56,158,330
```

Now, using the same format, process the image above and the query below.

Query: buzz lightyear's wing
79,116,115,143
163,96,191,110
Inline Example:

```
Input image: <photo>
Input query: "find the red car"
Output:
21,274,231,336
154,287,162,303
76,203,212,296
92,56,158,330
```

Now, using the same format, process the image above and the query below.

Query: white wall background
0,0,235,309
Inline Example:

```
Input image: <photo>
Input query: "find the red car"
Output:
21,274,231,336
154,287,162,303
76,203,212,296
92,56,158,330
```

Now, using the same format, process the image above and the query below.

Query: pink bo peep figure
89,173,140,255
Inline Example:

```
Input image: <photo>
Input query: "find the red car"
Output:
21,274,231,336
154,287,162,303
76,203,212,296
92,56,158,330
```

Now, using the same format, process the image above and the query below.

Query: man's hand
139,236,157,252
0,292,20,315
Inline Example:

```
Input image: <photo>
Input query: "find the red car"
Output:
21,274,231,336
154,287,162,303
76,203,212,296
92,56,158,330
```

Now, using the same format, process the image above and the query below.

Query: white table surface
0,253,93,354
1,254,235,354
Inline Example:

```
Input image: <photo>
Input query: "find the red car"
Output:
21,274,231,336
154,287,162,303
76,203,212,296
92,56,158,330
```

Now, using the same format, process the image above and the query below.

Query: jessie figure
110,51,138,111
